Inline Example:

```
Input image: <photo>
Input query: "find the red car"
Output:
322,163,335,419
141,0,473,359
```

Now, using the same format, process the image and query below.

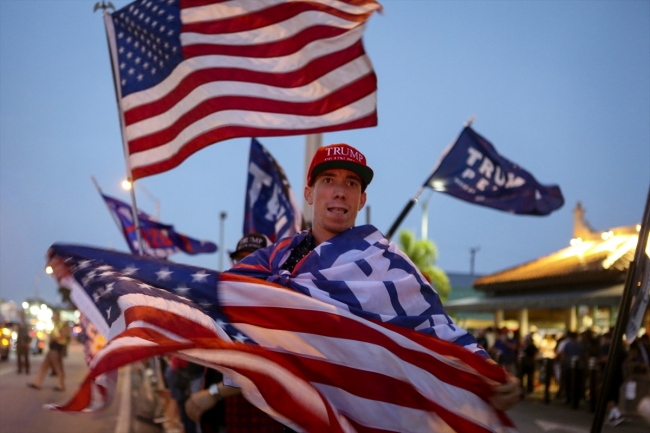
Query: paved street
0,342,125,433
2,342,648,432
0,342,161,433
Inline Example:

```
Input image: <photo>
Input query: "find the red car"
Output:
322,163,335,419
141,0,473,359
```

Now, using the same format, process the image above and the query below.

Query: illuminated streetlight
45,265,53,274
121,179,132,190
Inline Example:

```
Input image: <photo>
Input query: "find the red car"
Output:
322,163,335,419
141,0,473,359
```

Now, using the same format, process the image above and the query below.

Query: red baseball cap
307,143,374,190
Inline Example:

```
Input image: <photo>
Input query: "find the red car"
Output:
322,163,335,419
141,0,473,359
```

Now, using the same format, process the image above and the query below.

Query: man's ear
304,185,314,205
358,191,367,211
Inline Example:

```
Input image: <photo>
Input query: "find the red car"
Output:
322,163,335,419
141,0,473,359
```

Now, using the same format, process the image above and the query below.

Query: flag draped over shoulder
47,240,518,432
101,193,217,257
244,138,302,242
425,126,564,215
105,0,381,180
230,225,487,355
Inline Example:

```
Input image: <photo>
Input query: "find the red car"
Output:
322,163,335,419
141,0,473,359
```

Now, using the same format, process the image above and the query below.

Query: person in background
186,233,284,433
27,310,70,391
492,327,517,376
597,329,626,426
475,328,489,352
538,333,557,388
165,356,204,433
558,331,587,405
15,310,31,375
519,334,539,395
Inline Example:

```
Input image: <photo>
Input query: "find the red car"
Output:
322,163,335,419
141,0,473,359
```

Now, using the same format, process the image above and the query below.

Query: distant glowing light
637,224,641,232
430,180,446,191
45,266,53,274
601,231,614,240
570,237,583,247
122,180,133,190
22,302,28,309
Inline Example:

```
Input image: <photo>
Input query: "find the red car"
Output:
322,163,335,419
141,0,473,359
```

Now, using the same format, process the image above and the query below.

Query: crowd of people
475,325,650,426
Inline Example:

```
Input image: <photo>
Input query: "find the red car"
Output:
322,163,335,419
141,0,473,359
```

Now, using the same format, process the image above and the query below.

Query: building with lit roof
444,202,647,336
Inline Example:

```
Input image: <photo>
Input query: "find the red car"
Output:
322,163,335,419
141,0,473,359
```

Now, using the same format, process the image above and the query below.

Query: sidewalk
509,385,649,433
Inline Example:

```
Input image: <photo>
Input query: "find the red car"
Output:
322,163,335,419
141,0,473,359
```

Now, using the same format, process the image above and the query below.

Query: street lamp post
219,212,227,271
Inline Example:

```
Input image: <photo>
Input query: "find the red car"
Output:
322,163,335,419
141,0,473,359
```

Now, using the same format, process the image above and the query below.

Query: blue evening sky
1,0,648,305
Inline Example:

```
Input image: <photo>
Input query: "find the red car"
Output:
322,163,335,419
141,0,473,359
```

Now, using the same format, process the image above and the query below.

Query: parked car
0,325,12,360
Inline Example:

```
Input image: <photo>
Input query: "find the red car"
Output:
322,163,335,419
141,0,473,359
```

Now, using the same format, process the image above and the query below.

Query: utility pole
469,246,481,275
218,212,227,271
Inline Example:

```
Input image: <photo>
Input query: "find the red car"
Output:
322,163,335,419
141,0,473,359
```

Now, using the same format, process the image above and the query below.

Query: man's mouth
328,207,348,214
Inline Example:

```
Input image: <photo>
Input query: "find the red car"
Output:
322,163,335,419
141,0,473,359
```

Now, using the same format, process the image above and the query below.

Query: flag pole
101,9,144,255
302,134,322,228
591,185,650,433
91,176,125,239
387,116,476,241
386,185,425,241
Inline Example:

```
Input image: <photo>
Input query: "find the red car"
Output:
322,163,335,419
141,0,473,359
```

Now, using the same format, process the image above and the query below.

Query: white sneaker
607,415,624,427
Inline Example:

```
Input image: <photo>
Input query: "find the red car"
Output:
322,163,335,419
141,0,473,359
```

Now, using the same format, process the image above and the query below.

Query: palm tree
397,229,451,303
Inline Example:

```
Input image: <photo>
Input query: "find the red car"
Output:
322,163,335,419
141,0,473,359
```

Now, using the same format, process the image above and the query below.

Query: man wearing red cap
229,143,521,413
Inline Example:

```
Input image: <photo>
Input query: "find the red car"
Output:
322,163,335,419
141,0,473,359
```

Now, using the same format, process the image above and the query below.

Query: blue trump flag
243,139,303,242
425,127,564,215
101,193,217,257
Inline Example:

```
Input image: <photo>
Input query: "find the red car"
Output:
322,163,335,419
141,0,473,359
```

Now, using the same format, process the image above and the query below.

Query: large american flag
47,242,518,432
105,0,381,180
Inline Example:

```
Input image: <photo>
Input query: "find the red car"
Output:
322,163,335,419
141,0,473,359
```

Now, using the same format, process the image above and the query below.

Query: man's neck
311,226,349,246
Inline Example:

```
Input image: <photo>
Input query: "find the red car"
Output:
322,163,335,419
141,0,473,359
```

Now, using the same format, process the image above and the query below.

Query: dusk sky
1,0,648,306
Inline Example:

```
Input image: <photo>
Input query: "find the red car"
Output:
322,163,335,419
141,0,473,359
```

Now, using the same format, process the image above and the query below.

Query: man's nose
332,182,346,198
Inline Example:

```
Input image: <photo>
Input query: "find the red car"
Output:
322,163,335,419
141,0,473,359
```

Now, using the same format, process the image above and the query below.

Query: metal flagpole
100,6,144,256
421,190,432,240
91,176,127,239
387,117,476,241
218,212,227,271
386,185,425,241
591,185,650,433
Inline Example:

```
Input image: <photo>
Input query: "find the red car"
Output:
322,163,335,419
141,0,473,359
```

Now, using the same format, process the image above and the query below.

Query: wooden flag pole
591,185,650,432
100,8,144,255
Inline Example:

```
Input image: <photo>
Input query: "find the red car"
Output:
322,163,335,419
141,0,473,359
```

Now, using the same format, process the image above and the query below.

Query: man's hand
489,373,521,411
185,389,218,424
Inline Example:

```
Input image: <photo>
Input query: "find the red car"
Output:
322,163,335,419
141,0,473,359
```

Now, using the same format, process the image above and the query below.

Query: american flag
47,240,518,432
105,0,381,180
243,138,303,242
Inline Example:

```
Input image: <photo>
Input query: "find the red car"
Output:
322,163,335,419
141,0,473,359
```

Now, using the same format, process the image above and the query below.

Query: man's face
304,168,366,243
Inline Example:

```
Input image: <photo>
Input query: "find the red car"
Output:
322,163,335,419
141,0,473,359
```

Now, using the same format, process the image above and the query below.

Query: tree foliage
397,229,451,303
57,286,75,310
